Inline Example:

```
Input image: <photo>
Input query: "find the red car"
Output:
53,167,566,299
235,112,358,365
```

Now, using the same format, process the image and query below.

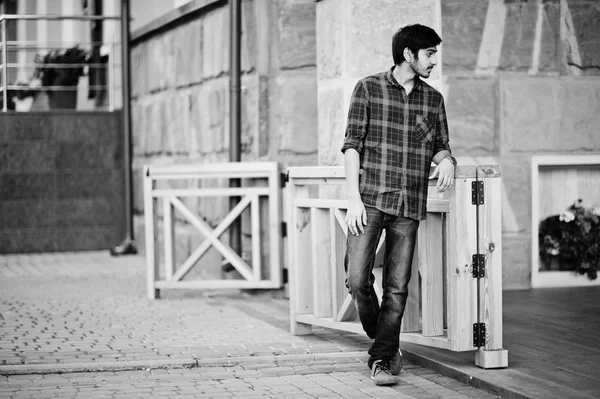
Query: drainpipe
111,0,136,256
225,0,242,271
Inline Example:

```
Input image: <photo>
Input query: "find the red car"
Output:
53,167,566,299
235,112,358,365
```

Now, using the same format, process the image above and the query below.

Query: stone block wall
315,0,600,289
316,0,443,167
441,0,600,289
132,0,600,289
130,0,318,279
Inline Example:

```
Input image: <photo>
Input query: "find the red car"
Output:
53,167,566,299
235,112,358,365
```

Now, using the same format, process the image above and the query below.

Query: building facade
130,0,600,290
2,0,598,288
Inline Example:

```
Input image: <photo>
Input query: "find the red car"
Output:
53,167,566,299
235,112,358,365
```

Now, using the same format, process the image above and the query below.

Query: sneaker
370,359,399,386
390,349,403,375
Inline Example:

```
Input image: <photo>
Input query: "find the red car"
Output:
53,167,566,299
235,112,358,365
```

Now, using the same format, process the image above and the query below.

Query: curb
0,351,368,376
1,349,530,398
401,349,531,399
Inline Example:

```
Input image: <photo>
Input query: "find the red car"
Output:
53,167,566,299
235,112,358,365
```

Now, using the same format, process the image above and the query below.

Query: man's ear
403,47,414,62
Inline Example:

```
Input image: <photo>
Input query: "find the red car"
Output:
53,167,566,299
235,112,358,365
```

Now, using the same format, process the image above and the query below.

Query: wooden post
163,197,175,281
475,166,508,368
268,165,283,286
144,167,160,299
419,214,444,337
251,194,261,281
331,209,351,322
311,207,333,317
401,237,421,333
447,173,478,351
289,181,313,335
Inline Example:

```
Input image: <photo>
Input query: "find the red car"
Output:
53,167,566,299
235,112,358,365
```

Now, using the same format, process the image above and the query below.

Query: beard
409,58,433,78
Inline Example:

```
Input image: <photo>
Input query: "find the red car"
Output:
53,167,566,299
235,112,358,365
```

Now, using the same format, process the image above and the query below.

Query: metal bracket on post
281,171,289,188
472,254,485,278
471,180,484,205
281,222,287,238
473,323,486,347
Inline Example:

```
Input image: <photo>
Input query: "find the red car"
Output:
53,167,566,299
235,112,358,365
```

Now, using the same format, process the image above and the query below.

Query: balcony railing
0,14,122,112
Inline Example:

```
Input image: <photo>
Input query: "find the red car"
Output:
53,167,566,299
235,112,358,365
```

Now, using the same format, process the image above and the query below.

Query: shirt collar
386,65,422,92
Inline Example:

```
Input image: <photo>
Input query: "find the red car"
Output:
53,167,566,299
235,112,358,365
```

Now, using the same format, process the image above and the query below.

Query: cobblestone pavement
0,359,500,398
0,252,499,398
0,252,369,367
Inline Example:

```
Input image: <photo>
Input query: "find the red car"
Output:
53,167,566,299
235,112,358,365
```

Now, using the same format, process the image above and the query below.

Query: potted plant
539,199,600,279
33,46,89,109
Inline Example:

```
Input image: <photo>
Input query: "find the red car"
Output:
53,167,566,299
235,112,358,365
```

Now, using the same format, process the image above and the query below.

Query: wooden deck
401,286,600,399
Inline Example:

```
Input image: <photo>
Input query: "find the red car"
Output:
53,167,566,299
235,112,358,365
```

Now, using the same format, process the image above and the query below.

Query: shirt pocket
414,114,435,144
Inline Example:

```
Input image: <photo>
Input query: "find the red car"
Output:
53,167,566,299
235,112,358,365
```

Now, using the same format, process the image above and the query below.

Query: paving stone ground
0,360,500,399
0,252,499,398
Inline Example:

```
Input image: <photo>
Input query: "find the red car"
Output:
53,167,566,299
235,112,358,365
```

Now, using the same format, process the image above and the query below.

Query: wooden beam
402,236,421,333
163,197,175,280
268,166,283,286
448,178,478,351
170,196,254,281
289,182,313,335
311,208,333,317
331,210,350,322
476,175,508,368
171,195,252,282
251,194,261,281
152,187,269,197
419,215,444,337
155,280,281,290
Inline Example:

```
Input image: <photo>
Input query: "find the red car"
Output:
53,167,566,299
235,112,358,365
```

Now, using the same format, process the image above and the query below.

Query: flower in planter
539,199,600,280
559,211,575,223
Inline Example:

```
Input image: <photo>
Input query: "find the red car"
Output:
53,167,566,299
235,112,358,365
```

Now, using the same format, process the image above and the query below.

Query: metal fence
0,14,122,112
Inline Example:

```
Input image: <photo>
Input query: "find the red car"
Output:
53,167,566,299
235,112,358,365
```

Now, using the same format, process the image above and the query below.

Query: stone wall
316,0,443,166
130,0,317,278
441,0,600,289
132,0,600,289
316,0,600,289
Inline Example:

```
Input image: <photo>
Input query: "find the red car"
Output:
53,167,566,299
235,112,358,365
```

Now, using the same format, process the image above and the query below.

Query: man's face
409,46,438,78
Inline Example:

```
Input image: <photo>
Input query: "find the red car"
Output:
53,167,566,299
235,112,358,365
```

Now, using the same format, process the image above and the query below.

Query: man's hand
345,198,367,236
429,158,455,193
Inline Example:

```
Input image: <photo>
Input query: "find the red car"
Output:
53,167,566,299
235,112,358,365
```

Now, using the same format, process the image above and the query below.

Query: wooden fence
144,162,283,299
286,165,508,368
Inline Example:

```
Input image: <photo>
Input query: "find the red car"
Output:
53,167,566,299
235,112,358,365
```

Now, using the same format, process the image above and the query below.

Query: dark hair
392,24,442,65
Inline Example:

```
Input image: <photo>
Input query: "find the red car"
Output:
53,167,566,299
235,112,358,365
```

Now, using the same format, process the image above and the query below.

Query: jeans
344,206,419,368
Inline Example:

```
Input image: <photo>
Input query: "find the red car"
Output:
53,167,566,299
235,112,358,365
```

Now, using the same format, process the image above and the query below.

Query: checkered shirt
341,66,452,221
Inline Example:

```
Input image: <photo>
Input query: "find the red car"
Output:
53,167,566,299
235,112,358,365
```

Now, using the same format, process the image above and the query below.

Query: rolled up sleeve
433,97,451,154
341,81,369,154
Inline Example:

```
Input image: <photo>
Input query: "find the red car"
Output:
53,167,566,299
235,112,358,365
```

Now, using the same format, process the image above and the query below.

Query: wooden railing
144,162,283,299
286,165,508,368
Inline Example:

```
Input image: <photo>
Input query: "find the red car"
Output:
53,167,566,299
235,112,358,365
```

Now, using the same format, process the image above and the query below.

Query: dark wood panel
401,286,600,399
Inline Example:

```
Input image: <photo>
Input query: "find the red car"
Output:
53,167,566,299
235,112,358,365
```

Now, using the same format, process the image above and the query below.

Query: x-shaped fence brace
166,194,260,282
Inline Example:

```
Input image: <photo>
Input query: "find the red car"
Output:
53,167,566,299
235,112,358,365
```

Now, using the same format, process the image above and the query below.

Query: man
341,24,456,386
